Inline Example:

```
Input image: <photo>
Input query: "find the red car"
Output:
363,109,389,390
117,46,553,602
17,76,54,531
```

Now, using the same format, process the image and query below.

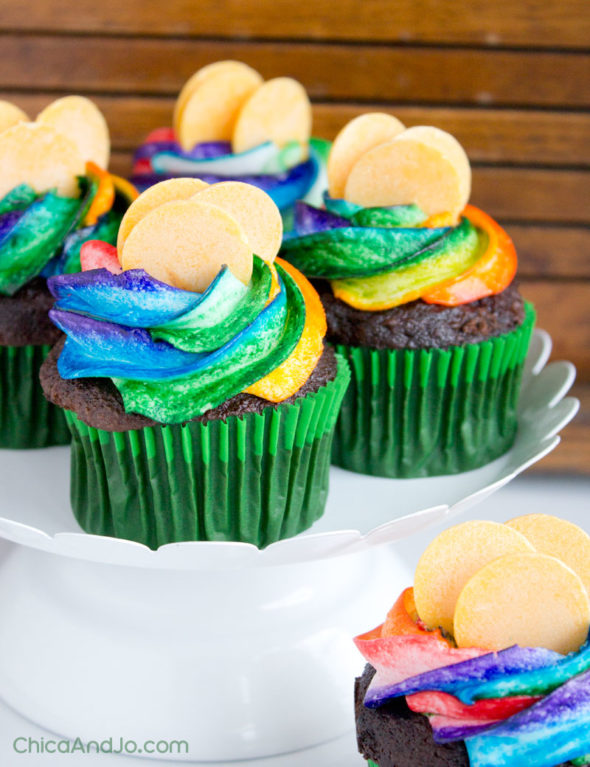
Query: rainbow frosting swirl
356,625,590,767
281,196,516,310
0,165,131,295
48,255,323,424
132,129,329,214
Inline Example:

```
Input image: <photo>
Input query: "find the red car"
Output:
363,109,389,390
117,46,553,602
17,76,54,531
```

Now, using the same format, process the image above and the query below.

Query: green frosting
281,224,454,280
0,183,37,214
59,208,123,275
281,200,492,309
325,198,427,228
151,256,272,353
0,174,126,294
114,262,306,424
332,217,485,306
0,190,82,294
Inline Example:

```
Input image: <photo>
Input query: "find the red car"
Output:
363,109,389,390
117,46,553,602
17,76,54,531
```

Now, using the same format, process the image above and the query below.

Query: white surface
0,475,587,764
0,327,582,763
0,543,410,762
0,330,579,571
0,697,360,766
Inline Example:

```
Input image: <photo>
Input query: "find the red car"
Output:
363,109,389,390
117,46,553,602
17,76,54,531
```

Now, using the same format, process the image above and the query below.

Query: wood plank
3,94,588,168
520,281,590,382
471,169,590,225
1,0,588,49
110,150,590,226
1,35,588,108
313,105,590,168
508,226,590,279
75,158,590,380
531,384,589,474
107,149,590,226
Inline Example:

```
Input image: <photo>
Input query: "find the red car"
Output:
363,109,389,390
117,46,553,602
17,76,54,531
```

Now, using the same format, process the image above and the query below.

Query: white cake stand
0,330,578,762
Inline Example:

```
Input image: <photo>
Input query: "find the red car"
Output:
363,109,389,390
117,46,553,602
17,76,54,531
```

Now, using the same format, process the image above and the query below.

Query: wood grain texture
106,149,590,226
531,384,589,474
3,94,588,168
520,280,590,381
313,105,590,168
508,226,590,278
1,0,588,48
470,168,589,225
1,2,588,408
1,35,588,108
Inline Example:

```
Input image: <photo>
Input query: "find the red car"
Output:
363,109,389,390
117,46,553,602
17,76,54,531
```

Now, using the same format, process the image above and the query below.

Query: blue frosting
132,138,325,213
457,636,590,704
466,670,590,767
47,256,310,422
51,310,203,380
364,645,562,707
50,267,286,382
50,267,229,327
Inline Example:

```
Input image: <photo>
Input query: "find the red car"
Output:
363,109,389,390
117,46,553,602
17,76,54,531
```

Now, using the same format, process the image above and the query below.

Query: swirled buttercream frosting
355,515,590,767
0,165,132,295
356,623,590,767
281,197,517,311
132,130,328,213
48,254,326,424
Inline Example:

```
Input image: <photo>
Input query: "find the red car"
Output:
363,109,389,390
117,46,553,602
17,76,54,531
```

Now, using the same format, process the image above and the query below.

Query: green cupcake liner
367,761,379,767
0,344,70,449
331,303,535,478
64,354,350,549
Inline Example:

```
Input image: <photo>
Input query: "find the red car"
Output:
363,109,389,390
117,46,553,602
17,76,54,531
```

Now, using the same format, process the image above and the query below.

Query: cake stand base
0,542,408,762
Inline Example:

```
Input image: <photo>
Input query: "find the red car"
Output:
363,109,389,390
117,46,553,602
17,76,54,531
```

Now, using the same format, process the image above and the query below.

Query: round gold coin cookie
173,61,262,139
454,552,590,654
178,64,263,151
37,95,110,170
120,199,253,293
0,122,84,199
117,177,209,254
506,513,590,596
413,520,535,635
327,112,405,199
345,125,471,220
193,181,282,263
232,77,312,155
0,100,29,134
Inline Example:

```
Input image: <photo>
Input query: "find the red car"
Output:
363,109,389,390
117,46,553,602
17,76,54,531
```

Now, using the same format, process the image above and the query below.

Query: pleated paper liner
0,344,70,448
332,303,535,478
64,354,350,549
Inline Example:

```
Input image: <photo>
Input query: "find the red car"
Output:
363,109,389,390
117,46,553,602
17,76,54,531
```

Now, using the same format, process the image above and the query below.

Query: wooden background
0,0,588,472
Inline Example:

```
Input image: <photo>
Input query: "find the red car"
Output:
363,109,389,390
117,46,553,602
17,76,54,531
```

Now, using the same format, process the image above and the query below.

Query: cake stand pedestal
0,542,407,762
0,329,579,762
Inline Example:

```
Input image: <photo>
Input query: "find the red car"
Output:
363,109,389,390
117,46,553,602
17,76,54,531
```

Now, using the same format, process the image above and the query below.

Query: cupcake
40,178,350,549
281,113,535,477
131,60,329,225
0,97,136,448
355,515,590,767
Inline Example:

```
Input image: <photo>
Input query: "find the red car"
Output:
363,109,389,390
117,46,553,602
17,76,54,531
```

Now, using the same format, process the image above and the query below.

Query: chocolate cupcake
131,60,329,226
41,178,349,549
281,113,535,477
0,98,136,448
354,515,590,767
